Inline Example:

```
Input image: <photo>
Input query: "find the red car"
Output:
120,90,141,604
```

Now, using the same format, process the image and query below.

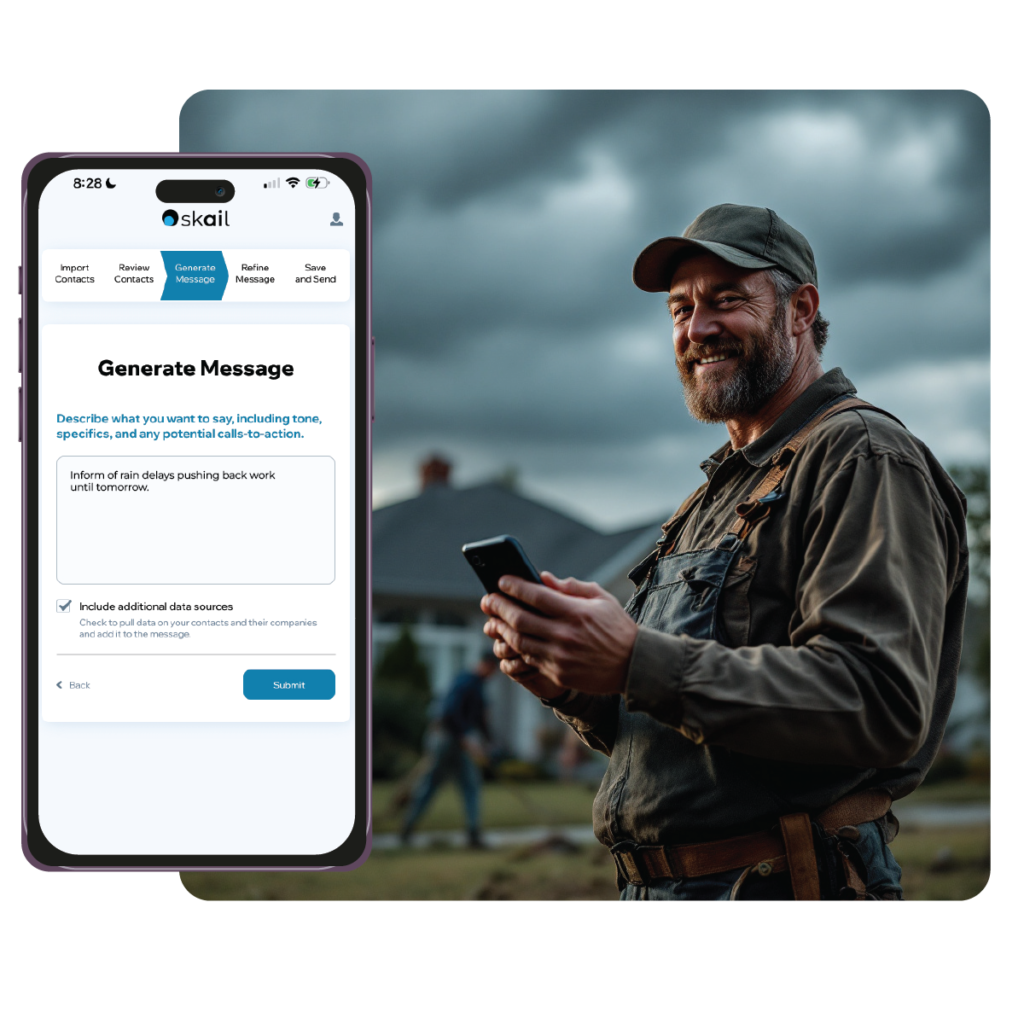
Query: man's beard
676,303,796,423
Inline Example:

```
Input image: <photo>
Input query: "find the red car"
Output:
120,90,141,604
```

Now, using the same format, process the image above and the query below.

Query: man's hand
461,736,489,766
486,633,567,701
481,572,639,695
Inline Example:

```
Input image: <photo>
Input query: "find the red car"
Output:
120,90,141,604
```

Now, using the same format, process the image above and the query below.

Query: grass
181,778,990,901
372,777,991,832
182,841,620,901
181,823,989,901
371,779,598,834
888,824,990,900
899,778,990,805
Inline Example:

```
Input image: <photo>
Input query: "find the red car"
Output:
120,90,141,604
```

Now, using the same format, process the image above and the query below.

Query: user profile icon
330,212,342,227
162,209,179,226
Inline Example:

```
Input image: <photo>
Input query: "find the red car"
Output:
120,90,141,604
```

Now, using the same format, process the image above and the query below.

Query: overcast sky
182,91,990,530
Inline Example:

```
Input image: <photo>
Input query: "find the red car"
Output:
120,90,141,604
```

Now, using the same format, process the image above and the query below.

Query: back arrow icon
56,681,62,688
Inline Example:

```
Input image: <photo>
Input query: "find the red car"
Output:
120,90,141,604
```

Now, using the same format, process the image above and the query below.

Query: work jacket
547,368,969,847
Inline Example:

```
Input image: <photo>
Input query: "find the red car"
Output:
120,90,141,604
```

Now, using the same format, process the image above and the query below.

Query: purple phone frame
21,152,373,872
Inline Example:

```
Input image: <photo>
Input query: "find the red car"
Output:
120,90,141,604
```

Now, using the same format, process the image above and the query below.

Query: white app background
36,169,358,854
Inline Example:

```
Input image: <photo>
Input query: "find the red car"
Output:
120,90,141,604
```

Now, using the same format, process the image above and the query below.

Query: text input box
57,456,335,585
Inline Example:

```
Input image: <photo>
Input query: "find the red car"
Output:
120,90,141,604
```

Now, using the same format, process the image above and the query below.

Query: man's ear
789,283,819,338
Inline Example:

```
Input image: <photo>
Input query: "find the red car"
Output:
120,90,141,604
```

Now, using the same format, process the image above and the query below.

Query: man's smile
695,353,737,369
685,348,742,374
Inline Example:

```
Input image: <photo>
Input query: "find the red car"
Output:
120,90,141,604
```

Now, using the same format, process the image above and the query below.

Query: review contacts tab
41,249,351,302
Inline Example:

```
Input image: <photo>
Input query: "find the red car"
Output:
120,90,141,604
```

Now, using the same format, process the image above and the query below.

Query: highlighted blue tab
243,669,336,701
161,251,228,300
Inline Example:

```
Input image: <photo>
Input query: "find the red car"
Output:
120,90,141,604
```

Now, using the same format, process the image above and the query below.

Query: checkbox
56,599,72,613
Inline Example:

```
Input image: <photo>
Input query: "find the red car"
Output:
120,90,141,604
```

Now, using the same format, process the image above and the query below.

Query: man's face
667,252,795,423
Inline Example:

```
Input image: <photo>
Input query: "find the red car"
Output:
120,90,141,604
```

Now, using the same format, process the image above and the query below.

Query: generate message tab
41,249,350,302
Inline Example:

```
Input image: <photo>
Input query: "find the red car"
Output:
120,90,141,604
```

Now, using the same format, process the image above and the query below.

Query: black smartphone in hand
462,535,543,594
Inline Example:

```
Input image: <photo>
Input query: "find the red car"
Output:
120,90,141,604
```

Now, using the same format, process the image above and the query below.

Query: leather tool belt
609,789,892,900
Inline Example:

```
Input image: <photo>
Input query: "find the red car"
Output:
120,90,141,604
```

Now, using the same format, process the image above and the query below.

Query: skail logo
160,209,230,227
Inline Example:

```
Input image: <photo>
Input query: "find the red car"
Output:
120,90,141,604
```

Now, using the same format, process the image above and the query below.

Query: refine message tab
41,249,350,302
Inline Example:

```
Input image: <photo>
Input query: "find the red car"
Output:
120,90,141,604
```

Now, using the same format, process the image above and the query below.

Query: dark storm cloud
607,92,989,285
182,90,988,278
375,325,685,445
181,90,989,526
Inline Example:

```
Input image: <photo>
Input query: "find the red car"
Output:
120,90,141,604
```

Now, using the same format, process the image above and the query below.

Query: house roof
373,482,663,601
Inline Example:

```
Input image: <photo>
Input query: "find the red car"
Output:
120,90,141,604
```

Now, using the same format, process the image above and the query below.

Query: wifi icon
286,177,301,189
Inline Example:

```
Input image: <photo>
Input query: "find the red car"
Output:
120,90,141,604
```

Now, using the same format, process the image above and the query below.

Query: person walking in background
400,651,498,849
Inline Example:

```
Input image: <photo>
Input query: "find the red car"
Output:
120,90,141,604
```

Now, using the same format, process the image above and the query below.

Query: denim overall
613,404,904,900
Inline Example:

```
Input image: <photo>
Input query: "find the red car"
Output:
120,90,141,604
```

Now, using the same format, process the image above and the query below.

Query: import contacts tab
42,249,164,301
41,249,350,302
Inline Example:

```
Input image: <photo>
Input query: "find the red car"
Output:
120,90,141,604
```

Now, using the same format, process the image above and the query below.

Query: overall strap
635,395,889,580
658,484,708,552
724,396,879,544
627,485,707,586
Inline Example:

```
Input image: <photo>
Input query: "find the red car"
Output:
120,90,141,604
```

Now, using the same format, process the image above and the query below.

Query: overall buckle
609,839,652,885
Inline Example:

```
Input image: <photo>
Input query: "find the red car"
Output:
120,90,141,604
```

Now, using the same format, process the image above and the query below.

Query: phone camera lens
471,555,482,566
215,186,226,197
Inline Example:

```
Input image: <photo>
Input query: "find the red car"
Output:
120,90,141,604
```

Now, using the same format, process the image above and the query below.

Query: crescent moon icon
105,178,116,188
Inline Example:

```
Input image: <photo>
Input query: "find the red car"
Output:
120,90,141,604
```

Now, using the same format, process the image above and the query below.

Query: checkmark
57,599,72,613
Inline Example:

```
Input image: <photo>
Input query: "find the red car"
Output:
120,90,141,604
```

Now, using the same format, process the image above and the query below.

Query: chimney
420,455,452,491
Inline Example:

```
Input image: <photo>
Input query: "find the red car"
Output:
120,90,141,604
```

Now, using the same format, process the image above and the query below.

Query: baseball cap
632,204,818,292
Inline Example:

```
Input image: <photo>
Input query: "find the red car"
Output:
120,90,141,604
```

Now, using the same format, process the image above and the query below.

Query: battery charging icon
306,176,330,189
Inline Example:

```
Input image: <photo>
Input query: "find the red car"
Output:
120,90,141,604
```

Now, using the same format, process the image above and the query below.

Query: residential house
373,457,663,761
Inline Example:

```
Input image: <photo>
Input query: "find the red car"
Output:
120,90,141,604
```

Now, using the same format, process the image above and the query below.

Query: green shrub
921,749,968,785
373,625,432,779
496,758,552,782
966,749,990,784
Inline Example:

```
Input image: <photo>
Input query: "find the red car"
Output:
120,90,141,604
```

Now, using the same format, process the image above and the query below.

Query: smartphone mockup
21,154,371,869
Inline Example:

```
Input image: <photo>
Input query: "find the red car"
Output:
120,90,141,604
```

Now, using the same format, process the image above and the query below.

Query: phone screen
23,156,369,868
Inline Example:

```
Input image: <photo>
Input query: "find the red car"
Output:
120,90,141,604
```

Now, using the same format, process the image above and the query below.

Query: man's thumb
542,572,603,597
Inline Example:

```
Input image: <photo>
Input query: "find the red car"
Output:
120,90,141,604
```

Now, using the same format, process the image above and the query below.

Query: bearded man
482,204,969,900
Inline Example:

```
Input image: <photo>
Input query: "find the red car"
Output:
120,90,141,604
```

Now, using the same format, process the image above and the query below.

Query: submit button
243,669,336,700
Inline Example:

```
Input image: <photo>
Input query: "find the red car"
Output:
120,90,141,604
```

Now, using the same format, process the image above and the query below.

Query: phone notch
155,179,235,203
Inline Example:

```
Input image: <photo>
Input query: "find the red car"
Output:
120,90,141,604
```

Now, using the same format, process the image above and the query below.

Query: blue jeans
619,820,904,900
402,731,481,836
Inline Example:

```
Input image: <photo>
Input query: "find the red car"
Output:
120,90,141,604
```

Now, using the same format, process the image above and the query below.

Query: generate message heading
97,359,295,380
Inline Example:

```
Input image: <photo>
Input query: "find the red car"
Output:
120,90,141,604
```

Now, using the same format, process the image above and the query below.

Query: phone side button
18,386,22,442
18,266,22,295
371,336,375,422
18,317,23,374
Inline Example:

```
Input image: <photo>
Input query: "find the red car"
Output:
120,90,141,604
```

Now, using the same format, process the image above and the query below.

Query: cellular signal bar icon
264,178,280,189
